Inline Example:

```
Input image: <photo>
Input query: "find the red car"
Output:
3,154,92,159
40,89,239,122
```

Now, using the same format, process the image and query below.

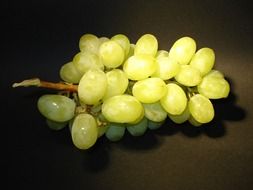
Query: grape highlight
12,33,231,150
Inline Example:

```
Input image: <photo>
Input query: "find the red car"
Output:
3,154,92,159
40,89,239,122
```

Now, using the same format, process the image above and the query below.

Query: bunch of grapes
13,34,230,150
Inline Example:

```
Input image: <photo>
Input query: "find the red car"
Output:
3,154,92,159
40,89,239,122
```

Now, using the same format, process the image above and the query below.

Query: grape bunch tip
13,33,230,150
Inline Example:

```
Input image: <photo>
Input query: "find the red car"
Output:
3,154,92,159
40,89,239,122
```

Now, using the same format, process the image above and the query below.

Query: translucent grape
126,117,148,136
142,101,167,122
102,95,144,123
152,56,180,80
78,69,107,105
59,61,83,84
125,43,135,60
99,40,125,68
134,34,158,57
103,69,129,100
189,94,214,123
148,120,164,130
188,116,202,127
132,77,167,103
205,70,224,79
71,113,98,150
111,34,130,58
175,65,202,86
168,105,190,124
189,47,215,76
37,94,76,122
123,54,157,80
198,74,230,99
73,52,104,75
46,119,68,130
160,83,187,115
105,123,125,142
99,37,110,44
169,36,196,65
156,50,169,58
97,126,109,138
79,34,100,54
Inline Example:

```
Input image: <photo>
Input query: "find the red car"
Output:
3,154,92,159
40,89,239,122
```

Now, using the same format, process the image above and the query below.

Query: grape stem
12,78,78,92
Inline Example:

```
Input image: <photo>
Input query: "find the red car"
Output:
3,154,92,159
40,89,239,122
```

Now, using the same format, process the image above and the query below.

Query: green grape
59,61,83,84
71,113,98,150
111,34,130,58
123,54,157,80
73,52,104,75
175,65,202,86
102,94,144,123
169,36,196,65
188,116,202,127
105,123,125,142
99,36,110,44
103,69,129,100
205,69,224,78
189,94,214,123
37,94,76,122
99,40,125,68
168,105,190,124
152,56,180,80
160,83,187,115
134,34,158,57
132,77,167,103
148,120,164,130
142,101,167,122
126,117,148,136
156,50,169,58
128,107,145,124
197,74,230,99
46,119,68,130
97,125,109,138
189,47,215,76
78,69,107,105
125,43,135,60
79,34,100,54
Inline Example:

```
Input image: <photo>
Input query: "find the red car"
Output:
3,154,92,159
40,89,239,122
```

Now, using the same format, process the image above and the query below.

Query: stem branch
12,78,78,92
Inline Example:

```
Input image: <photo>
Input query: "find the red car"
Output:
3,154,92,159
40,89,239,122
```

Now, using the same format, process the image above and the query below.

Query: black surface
6,0,253,190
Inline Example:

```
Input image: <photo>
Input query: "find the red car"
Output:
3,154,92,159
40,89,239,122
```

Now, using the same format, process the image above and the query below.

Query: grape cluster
36,34,230,150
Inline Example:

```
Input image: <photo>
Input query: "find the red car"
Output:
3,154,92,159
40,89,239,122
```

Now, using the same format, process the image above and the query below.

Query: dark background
5,0,253,190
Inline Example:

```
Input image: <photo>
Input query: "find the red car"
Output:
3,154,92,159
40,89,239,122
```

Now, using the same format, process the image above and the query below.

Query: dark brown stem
12,78,78,92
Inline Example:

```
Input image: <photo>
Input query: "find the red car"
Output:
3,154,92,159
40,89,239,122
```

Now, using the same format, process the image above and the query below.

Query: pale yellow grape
205,70,224,78
125,43,135,60
169,36,196,65
175,65,202,86
111,34,130,58
197,74,230,99
37,95,76,122
78,69,107,105
188,116,202,127
99,40,125,68
156,50,169,58
71,113,98,150
168,105,190,124
189,94,214,123
73,52,104,75
123,54,157,80
152,56,180,80
59,61,83,84
143,101,167,122
160,83,187,115
132,77,167,103
134,34,158,57
102,95,144,123
99,37,110,44
189,47,215,76
79,34,100,54
103,69,129,100
128,105,145,124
